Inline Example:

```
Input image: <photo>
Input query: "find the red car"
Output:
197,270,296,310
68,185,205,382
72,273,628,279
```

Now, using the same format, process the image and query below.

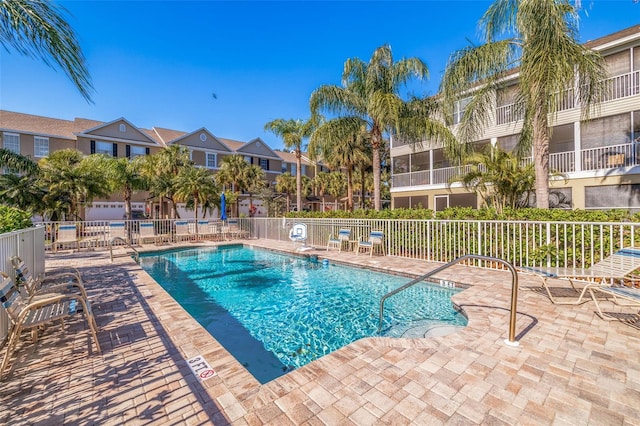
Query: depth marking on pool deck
186,355,217,381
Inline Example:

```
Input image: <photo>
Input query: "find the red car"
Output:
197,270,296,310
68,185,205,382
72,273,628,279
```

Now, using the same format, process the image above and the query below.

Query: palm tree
440,0,607,208
0,172,46,213
449,145,535,213
312,171,332,211
1,0,93,101
103,156,148,220
264,118,314,213
326,172,347,211
312,122,370,211
311,45,442,210
174,166,220,232
216,154,250,216
38,150,110,220
140,144,192,218
243,164,266,216
0,148,38,174
275,172,296,212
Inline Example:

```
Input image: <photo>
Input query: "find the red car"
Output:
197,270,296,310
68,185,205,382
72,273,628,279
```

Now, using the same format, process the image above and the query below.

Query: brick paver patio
1,239,639,425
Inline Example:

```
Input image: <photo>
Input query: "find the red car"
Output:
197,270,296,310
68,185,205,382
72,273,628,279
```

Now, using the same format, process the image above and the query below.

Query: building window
130,145,146,159
95,141,113,156
260,158,269,170
453,97,471,125
34,136,49,157
244,155,252,164
3,133,20,153
206,152,217,169
281,163,287,173
301,165,306,175
119,124,126,133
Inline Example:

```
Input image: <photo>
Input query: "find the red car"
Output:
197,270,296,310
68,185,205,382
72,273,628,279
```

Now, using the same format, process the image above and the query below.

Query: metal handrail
109,237,139,263
378,254,520,346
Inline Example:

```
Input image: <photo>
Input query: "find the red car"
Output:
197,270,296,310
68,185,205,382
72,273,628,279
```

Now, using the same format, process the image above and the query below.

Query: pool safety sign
187,355,217,381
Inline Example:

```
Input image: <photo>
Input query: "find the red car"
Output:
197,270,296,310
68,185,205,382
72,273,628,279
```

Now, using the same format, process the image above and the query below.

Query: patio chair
589,285,640,320
327,229,351,252
174,220,193,242
356,231,385,257
0,272,100,379
53,223,80,252
517,247,640,305
109,221,127,242
10,256,88,302
228,220,249,239
196,220,219,241
138,222,169,245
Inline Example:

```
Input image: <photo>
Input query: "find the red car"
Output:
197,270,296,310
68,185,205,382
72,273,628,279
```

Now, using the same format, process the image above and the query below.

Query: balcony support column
429,150,434,185
574,121,582,172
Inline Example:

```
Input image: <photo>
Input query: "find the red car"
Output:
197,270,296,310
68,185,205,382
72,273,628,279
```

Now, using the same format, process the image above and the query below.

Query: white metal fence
0,227,45,342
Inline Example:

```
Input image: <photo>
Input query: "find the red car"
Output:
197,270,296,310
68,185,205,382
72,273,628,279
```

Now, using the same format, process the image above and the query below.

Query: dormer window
119,124,126,133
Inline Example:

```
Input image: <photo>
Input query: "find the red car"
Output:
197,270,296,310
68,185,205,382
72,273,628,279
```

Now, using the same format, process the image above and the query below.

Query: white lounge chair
327,229,351,252
518,247,640,305
589,286,640,320
0,272,100,379
10,255,88,302
174,220,192,242
138,222,169,245
53,223,79,252
356,231,385,257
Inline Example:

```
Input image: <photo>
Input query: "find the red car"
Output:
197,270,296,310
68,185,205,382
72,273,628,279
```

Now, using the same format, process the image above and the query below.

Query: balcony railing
495,71,639,125
392,144,640,189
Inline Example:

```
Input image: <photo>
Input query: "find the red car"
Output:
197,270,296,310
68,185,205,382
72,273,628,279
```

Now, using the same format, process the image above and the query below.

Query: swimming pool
139,245,467,383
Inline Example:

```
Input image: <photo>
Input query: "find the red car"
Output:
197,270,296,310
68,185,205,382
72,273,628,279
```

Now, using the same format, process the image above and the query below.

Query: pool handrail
378,254,520,346
109,236,139,263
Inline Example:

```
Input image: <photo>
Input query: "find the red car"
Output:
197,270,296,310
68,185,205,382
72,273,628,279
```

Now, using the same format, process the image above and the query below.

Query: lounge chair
327,229,351,252
589,285,640,320
53,223,80,252
517,247,640,305
356,231,385,257
10,256,88,302
109,221,127,242
0,272,100,378
138,222,169,245
196,220,219,240
228,220,249,239
174,220,193,242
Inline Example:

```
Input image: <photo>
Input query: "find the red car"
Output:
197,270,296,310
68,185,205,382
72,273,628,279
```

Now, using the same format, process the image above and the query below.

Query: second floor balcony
392,142,640,189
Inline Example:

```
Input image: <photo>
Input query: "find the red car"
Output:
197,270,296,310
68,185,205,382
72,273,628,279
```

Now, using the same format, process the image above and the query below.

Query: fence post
546,222,552,268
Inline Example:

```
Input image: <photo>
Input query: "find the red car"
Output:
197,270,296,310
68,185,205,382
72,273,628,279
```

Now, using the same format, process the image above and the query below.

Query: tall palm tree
0,172,46,213
243,164,266,216
275,172,296,212
312,122,370,211
440,0,607,208
216,154,250,216
264,118,314,213
103,156,148,221
311,45,442,210
140,144,192,218
174,166,220,231
1,0,93,101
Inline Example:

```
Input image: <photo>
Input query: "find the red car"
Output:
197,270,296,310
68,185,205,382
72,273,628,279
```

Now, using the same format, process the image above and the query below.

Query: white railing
0,226,45,343
432,165,473,185
496,102,525,125
522,151,576,173
581,143,637,171
251,218,640,269
391,170,430,188
603,70,640,102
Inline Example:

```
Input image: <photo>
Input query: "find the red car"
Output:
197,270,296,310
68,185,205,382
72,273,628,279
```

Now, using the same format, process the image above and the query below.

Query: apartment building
0,110,316,219
391,25,640,211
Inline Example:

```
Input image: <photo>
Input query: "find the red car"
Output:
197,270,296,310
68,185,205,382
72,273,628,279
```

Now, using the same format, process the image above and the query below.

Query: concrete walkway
1,239,639,425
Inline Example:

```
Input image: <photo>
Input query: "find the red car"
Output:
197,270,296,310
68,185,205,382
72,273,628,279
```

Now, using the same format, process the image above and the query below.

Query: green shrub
0,205,32,234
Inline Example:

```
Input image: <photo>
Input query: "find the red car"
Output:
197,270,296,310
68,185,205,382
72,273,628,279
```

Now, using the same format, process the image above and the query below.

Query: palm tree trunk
371,125,383,210
346,168,354,212
533,112,550,209
296,153,302,212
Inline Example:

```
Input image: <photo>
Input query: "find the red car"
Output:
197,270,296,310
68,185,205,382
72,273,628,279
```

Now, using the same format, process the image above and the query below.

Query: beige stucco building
0,111,318,219
391,25,640,211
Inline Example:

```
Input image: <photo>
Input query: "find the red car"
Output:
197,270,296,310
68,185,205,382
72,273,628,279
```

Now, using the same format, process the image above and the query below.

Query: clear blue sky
1,1,638,151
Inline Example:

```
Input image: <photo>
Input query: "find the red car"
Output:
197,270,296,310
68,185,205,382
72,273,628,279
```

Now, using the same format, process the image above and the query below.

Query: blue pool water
139,245,467,383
